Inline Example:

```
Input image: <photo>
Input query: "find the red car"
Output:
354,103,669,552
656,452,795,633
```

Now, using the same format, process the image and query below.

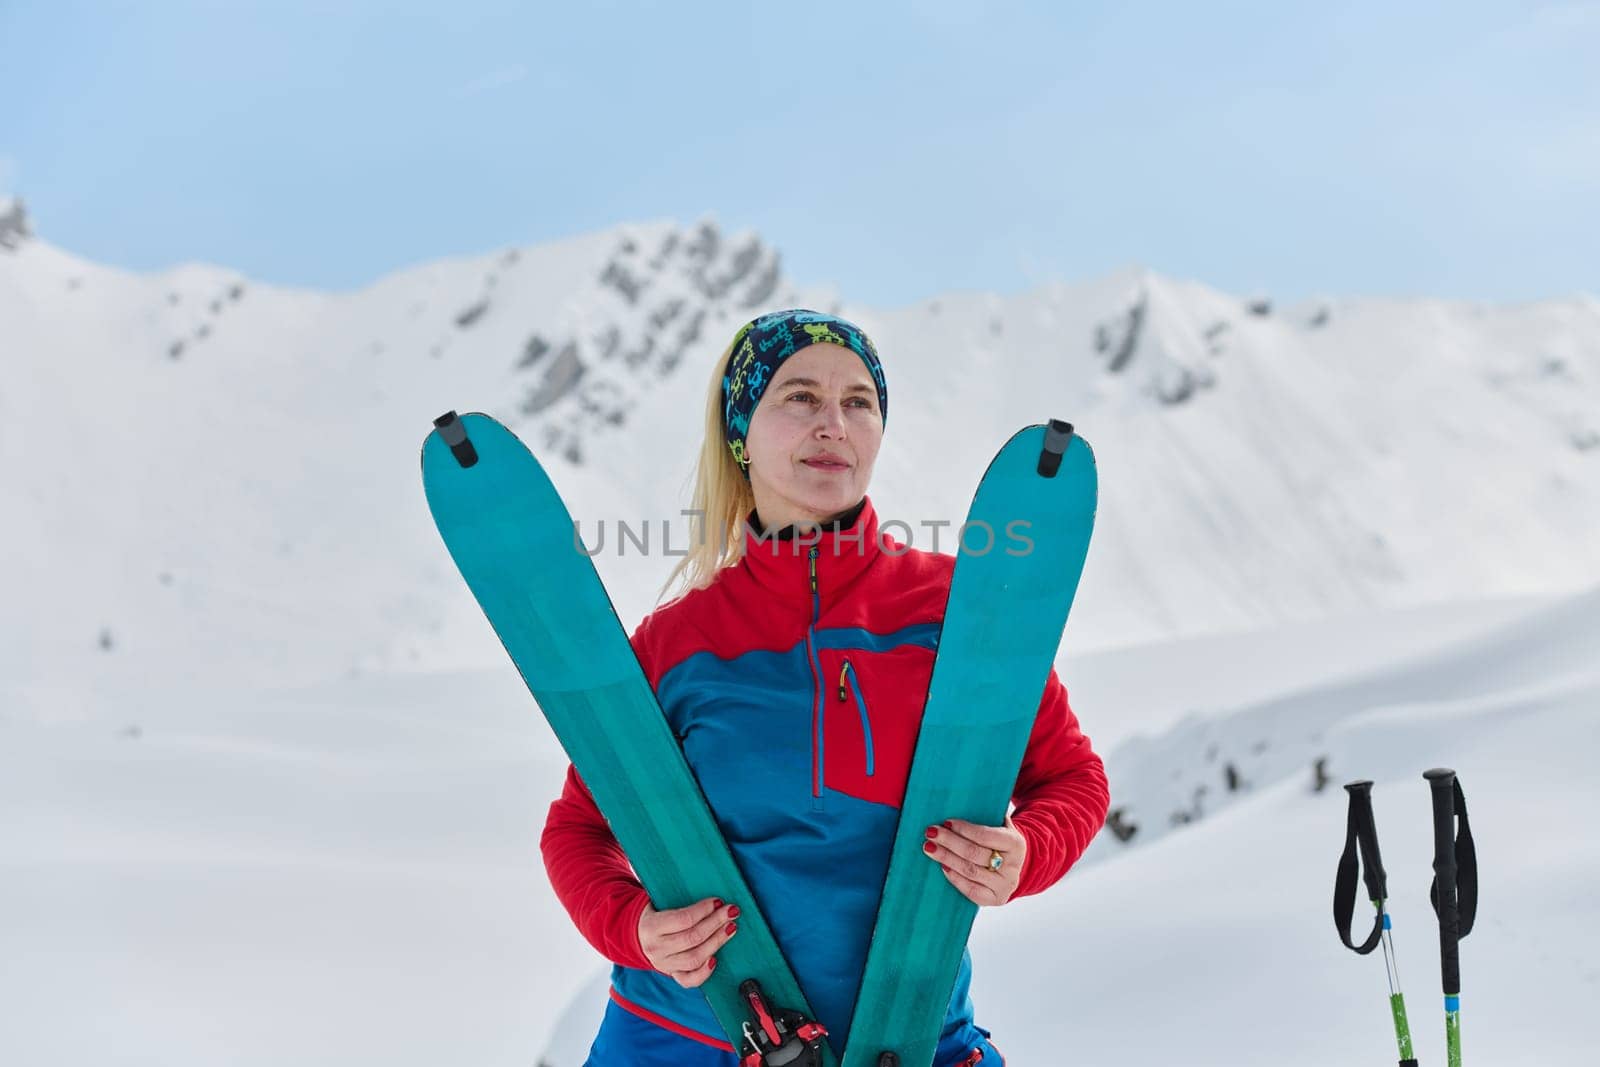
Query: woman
541,309,1109,1066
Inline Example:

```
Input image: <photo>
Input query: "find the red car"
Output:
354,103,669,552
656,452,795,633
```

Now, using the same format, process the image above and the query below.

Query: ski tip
877,1053,901,1067
1423,767,1457,784
1343,779,1374,796
1036,418,1075,478
433,410,479,469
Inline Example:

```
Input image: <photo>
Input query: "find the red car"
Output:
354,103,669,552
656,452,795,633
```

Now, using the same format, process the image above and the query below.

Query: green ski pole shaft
1425,768,1463,1067
1336,780,1418,1066
1379,913,1417,1065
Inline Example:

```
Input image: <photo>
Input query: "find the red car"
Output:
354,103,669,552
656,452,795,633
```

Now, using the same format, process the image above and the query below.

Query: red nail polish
943,820,953,829
725,922,738,935
713,898,724,909
924,841,937,853
728,905,740,919
925,827,938,839
709,957,717,971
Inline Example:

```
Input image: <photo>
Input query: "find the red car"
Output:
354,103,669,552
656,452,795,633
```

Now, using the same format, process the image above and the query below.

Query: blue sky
3,0,1596,306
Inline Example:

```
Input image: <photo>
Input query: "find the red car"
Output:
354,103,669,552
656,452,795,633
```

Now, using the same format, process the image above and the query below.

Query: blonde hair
656,338,755,605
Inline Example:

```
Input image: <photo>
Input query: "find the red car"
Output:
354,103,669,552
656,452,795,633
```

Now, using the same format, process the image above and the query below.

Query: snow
2,219,1598,1063
4,590,1594,1064
973,588,1600,1064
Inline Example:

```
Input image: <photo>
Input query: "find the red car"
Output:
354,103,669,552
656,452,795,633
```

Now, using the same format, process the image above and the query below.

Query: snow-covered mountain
0,197,30,250
4,213,1599,1063
3,215,1598,709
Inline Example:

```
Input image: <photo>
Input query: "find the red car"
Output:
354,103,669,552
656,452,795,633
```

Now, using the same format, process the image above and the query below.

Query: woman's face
744,342,883,530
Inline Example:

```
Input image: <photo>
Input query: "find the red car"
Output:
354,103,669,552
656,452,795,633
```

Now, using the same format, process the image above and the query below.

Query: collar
750,496,868,541
741,496,883,601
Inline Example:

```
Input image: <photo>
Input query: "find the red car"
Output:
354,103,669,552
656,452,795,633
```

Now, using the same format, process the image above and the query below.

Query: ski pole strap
1334,780,1389,954
1428,774,1477,939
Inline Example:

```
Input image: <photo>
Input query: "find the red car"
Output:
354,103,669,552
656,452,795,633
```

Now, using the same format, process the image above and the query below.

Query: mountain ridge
4,215,1597,702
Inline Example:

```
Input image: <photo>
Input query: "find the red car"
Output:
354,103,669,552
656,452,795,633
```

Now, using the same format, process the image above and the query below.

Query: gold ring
987,850,1005,873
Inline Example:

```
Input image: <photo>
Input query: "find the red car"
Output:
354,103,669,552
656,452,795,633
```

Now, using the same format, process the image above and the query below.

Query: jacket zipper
805,545,824,806
838,659,875,777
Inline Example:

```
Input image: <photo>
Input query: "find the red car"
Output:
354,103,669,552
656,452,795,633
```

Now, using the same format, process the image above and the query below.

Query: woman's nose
816,402,848,434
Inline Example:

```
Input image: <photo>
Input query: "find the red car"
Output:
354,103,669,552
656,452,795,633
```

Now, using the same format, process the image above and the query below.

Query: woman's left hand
922,812,1027,906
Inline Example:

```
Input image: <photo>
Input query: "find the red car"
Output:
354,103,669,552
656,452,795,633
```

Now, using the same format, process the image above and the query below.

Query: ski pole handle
1425,767,1461,996
1334,779,1392,954
1344,779,1390,903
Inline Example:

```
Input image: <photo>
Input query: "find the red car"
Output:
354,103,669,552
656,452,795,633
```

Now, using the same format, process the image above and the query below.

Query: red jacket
541,495,1109,1053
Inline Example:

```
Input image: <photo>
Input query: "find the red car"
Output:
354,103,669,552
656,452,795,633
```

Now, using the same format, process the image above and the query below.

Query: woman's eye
783,392,874,411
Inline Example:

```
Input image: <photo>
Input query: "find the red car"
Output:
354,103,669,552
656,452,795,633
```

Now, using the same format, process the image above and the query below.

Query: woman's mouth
802,458,850,472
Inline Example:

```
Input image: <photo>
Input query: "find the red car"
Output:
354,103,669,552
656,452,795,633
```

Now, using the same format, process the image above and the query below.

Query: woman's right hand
637,896,741,988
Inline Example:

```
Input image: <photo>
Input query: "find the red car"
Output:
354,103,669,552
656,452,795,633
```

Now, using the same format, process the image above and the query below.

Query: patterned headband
721,308,888,479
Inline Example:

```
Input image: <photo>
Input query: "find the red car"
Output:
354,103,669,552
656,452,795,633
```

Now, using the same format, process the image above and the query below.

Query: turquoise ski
422,411,836,1067
841,420,1097,1067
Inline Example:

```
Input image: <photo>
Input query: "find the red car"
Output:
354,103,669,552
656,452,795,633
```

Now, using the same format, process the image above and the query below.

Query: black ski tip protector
877,1054,901,1067
433,410,478,469
1037,418,1076,478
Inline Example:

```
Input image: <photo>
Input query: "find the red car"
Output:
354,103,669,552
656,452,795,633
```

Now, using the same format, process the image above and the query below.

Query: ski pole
1334,780,1418,1066
1423,768,1477,1067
